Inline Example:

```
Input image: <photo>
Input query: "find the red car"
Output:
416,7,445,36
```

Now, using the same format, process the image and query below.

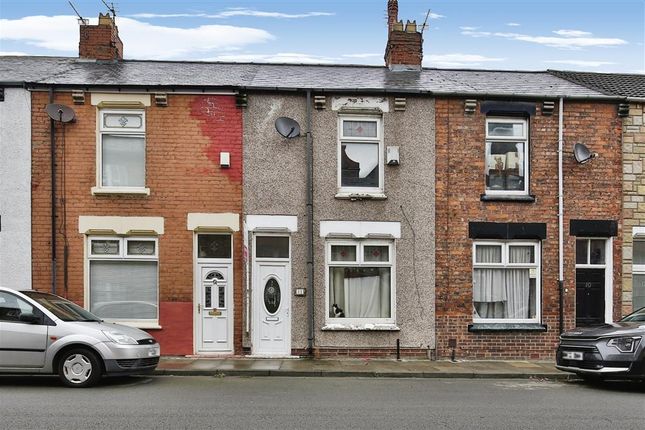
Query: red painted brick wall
31,92,243,355
435,99,622,359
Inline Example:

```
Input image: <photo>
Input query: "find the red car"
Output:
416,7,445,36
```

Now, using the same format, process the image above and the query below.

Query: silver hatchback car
0,287,160,387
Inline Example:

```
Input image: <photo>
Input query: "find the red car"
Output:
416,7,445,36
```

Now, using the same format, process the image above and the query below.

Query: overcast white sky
1,0,643,73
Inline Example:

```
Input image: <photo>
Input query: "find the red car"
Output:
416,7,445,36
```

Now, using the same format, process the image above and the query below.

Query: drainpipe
558,97,564,333
306,90,315,354
49,88,57,295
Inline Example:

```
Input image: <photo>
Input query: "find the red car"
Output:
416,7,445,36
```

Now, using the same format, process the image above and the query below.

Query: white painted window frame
324,238,396,326
575,237,614,323
85,235,160,329
93,108,149,195
336,115,384,196
472,240,541,324
484,117,529,196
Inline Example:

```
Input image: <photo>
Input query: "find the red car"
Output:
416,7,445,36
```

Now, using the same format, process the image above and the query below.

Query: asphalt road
0,376,643,429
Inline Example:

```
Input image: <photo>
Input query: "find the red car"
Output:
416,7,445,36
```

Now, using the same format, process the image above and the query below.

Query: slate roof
0,56,616,100
549,70,645,99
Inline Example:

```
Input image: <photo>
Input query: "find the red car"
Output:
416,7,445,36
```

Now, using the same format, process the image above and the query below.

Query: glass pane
341,143,379,188
473,268,534,319
509,246,534,264
486,141,525,191
331,245,357,262
633,240,645,265
475,245,502,263
198,235,231,259
127,240,155,256
102,135,145,187
0,292,35,322
104,113,143,129
364,245,389,262
205,286,212,308
328,267,391,318
487,122,524,137
342,120,377,138
633,274,645,310
219,286,226,308
590,240,605,264
91,239,119,255
256,236,289,258
89,260,158,320
264,278,281,314
576,239,588,264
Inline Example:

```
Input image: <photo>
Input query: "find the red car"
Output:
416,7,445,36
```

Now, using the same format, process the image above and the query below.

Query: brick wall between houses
30,91,244,355
435,98,622,360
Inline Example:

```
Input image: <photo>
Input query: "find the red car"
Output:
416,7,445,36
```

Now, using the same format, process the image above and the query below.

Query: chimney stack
384,0,423,71
79,13,123,61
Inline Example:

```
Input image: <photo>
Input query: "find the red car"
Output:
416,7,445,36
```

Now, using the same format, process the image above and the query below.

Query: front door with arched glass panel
198,265,232,352
252,235,291,356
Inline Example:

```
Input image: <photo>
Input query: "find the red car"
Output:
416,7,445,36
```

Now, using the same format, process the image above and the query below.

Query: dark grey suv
556,307,645,380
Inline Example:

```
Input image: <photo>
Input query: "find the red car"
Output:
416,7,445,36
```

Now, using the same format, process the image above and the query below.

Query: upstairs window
485,118,528,196
98,109,146,190
338,116,383,194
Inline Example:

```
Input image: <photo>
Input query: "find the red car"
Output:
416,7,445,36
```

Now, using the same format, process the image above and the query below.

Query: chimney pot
78,13,123,61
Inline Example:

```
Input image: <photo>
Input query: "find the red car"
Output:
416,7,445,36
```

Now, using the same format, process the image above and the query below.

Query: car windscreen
21,291,101,322
620,306,645,322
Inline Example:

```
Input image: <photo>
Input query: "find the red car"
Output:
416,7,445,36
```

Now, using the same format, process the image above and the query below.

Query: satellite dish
275,117,301,139
573,143,597,164
46,104,76,123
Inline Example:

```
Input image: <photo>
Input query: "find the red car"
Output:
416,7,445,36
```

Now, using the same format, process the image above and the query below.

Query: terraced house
0,0,637,360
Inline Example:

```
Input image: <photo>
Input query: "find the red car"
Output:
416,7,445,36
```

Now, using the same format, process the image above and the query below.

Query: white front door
197,265,232,352
253,263,291,356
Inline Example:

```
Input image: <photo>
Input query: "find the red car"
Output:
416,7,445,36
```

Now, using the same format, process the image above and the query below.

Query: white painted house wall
0,88,32,289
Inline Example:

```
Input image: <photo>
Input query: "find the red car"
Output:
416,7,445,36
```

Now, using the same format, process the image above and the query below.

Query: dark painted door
576,269,605,326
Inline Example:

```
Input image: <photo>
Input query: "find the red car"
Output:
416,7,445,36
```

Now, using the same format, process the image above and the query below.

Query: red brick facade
31,91,243,355
79,13,123,61
435,98,623,359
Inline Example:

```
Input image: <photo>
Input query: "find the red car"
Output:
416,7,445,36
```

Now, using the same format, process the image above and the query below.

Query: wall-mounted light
464,99,477,115
154,93,168,107
314,95,326,110
72,91,85,105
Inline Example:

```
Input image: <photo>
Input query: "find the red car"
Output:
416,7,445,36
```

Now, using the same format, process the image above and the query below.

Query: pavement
155,357,571,380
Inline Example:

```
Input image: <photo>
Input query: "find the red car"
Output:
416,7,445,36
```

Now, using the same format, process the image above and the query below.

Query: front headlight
103,331,138,345
606,336,641,353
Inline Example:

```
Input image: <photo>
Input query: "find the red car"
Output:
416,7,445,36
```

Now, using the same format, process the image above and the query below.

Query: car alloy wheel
58,348,102,388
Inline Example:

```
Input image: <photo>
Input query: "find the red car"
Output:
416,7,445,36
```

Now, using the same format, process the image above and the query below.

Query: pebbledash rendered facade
0,0,637,359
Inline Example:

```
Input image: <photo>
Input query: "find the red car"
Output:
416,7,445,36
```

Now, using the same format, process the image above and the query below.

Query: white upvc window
94,109,148,194
325,239,395,325
337,116,384,195
472,241,540,323
86,236,159,328
485,118,529,196
632,239,645,310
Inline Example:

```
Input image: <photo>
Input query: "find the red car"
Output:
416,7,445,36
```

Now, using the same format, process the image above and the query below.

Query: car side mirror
19,312,41,324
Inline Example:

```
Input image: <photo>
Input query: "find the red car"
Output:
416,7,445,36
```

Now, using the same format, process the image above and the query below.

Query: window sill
102,320,162,330
322,323,400,331
480,194,535,202
335,192,387,201
468,323,547,332
92,187,151,196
